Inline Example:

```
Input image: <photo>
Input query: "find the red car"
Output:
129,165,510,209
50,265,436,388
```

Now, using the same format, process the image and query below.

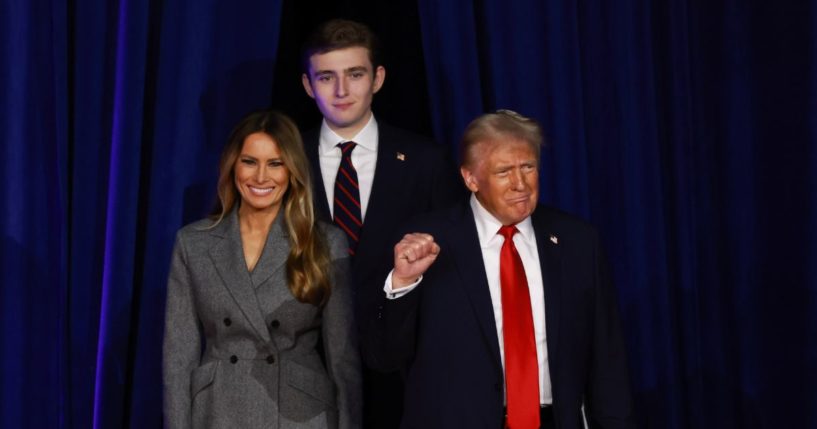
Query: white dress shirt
318,115,378,220
384,194,552,404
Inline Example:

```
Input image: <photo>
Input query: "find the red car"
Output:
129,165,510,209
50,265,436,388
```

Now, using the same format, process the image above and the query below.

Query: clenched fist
392,233,440,289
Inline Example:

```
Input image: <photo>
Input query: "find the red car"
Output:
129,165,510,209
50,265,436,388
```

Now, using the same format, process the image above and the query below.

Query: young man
300,19,462,428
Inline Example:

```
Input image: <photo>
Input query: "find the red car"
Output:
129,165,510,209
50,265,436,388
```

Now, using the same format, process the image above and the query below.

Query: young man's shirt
318,114,378,221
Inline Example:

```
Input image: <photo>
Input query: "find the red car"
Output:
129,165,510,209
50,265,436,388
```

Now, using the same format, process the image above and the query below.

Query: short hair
459,109,544,167
211,110,331,306
301,19,382,75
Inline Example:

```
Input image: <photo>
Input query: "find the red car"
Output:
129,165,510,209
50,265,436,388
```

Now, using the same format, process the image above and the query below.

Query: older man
365,111,636,429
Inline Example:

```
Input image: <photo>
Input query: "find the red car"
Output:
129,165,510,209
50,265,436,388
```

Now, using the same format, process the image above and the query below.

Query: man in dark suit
365,110,636,429
300,19,462,428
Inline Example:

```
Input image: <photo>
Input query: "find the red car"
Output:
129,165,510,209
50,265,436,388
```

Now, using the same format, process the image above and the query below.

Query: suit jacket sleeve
360,216,430,373
587,236,636,428
364,291,423,373
322,226,363,429
162,231,201,429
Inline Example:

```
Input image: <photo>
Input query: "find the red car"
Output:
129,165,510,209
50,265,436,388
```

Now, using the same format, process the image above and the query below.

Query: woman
163,111,361,428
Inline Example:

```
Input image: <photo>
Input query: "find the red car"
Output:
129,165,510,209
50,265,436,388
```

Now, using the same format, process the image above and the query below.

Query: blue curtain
1,0,68,427
4,0,817,427
2,0,283,427
418,0,817,428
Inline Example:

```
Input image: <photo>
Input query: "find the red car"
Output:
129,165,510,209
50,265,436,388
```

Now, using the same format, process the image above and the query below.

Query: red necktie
498,225,540,429
333,142,362,255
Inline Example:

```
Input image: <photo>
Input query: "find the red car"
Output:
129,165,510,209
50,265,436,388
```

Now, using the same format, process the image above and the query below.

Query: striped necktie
333,142,362,255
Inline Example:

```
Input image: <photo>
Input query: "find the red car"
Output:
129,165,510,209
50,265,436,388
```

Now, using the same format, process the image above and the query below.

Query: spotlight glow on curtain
2,0,284,427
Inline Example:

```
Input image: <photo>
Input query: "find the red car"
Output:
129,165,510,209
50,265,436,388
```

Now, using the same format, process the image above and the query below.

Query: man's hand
392,233,440,289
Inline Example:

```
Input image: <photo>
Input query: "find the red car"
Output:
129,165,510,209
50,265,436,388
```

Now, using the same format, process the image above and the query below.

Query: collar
209,203,288,239
469,194,534,248
318,114,379,155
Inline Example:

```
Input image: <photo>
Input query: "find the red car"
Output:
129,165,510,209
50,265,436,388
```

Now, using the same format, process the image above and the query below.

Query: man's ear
372,65,386,94
460,166,479,193
302,74,315,98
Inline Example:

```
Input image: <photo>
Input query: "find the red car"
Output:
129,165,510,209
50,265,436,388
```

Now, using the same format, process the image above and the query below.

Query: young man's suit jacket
303,122,463,324
364,201,637,429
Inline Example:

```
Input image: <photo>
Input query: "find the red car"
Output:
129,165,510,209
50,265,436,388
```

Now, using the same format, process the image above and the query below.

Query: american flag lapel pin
549,234,558,244
396,152,406,161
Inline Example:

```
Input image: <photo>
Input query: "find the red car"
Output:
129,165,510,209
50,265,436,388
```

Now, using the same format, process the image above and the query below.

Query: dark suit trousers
364,366,403,428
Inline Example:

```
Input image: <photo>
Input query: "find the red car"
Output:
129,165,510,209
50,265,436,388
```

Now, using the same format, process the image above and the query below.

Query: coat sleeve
321,226,363,429
358,212,437,373
162,232,201,429
360,286,422,373
586,234,637,429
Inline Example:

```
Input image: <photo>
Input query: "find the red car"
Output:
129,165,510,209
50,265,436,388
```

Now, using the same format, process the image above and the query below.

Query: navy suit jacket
303,122,464,324
364,202,636,429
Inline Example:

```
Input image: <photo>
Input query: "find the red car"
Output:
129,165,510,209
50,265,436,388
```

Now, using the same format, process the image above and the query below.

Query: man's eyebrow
345,66,368,73
311,69,336,76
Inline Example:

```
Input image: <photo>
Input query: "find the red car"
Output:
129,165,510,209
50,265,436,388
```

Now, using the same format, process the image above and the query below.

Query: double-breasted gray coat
163,209,361,428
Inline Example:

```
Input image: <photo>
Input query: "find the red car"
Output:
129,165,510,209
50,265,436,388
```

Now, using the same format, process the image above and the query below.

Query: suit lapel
363,130,400,225
249,213,289,290
532,209,562,365
354,128,402,270
305,129,332,222
208,209,272,343
446,204,503,371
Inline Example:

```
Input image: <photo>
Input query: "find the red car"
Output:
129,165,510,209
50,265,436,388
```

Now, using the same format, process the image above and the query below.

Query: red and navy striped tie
333,142,362,255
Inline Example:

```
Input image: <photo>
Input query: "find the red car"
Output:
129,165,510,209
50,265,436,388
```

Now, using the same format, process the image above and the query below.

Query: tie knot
337,141,357,154
498,225,519,240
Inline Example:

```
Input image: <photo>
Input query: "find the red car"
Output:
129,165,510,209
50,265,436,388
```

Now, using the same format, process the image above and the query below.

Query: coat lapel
445,204,503,371
532,209,562,366
305,130,332,222
354,134,402,270
362,134,400,227
208,209,272,343
249,213,289,289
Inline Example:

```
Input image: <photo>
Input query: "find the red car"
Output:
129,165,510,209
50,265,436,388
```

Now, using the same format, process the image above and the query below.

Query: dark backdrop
2,0,815,427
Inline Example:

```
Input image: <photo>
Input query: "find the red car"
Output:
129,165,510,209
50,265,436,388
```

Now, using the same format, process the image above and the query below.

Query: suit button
223,317,232,326
266,355,275,364
230,355,238,364
270,320,280,329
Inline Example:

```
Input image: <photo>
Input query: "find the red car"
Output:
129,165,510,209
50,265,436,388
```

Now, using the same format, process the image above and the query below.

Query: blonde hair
459,109,543,167
212,110,331,306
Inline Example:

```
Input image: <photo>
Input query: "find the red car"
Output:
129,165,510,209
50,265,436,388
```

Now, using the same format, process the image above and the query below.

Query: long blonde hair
211,110,331,306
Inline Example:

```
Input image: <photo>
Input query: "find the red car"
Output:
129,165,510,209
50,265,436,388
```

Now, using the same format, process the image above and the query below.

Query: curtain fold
418,1,817,428
1,0,68,427
2,0,284,427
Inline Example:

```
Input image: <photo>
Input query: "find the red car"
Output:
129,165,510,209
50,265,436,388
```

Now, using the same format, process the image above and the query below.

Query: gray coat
163,209,361,429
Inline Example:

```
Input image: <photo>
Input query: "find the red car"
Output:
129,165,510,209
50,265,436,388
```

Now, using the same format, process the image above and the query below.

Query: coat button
266,355,275,364
223,317,232,326
270,320,280,329
230,355,238,364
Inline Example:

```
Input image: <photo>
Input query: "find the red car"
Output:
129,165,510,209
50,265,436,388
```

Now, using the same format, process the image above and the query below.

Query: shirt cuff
383,270,422,299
